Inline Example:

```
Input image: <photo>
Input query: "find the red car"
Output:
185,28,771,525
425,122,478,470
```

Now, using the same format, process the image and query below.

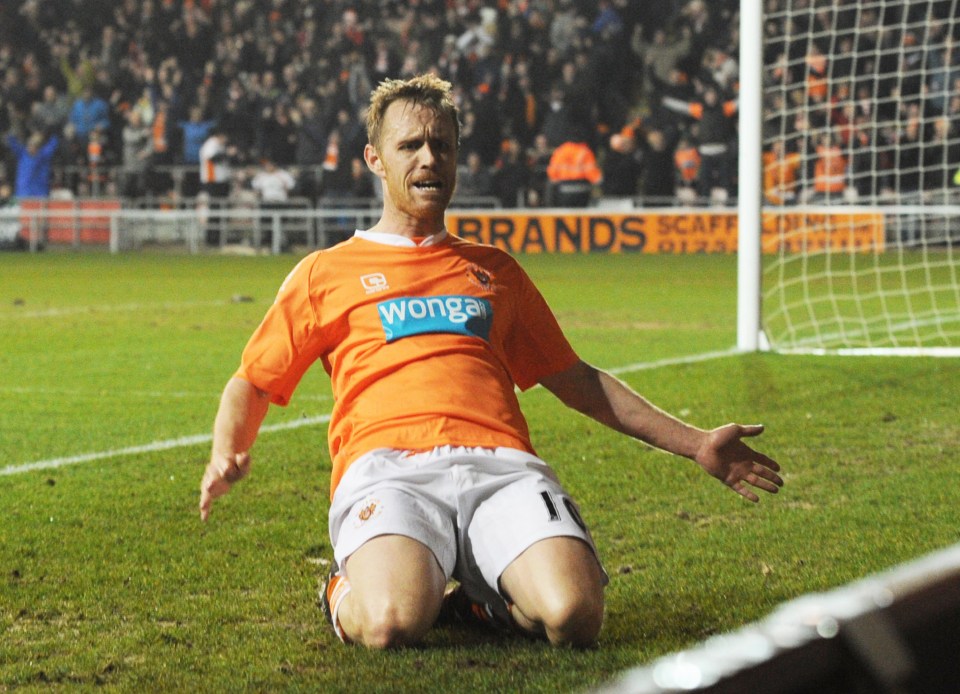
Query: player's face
366,100,458,223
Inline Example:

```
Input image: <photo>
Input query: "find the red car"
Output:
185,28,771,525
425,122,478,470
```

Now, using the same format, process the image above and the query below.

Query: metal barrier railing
0,192,509,254
0,205,393,254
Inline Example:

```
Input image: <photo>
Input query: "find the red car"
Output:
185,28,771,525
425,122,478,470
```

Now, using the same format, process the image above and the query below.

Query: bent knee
359,619,423,650
538,592,604,647
354,599,436,649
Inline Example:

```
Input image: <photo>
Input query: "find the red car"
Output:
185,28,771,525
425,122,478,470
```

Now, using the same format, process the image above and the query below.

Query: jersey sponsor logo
377,295,493,343
361,272,390,294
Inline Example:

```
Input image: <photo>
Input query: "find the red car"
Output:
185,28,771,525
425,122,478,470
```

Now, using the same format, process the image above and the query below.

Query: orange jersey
763,150,802,204
814,145,847,193
236,231,580,497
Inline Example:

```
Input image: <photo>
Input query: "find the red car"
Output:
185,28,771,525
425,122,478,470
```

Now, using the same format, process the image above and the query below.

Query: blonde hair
366,74,460,150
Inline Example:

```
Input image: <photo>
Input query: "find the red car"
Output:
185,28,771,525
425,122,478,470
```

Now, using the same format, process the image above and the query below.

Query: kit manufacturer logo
361,273,390,294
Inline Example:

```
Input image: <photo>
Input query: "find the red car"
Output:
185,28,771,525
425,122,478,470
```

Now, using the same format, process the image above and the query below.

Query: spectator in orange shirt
673,135,701,203
763,138,803,205
805,45,829,102
813,132,848,200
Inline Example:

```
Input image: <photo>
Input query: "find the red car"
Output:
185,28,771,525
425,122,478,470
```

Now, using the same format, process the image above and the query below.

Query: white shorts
329,445,606,610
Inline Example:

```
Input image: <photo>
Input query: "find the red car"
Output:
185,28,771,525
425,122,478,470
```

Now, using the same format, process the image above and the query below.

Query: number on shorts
540,491,561,521
539,491,587,532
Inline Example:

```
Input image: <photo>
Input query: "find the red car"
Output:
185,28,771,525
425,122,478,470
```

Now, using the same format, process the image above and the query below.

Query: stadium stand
0,0,741,211
1,1,957,215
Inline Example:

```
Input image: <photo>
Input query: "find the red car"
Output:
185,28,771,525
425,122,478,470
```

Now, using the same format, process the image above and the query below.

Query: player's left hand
694,424,783,503
199,451,251,521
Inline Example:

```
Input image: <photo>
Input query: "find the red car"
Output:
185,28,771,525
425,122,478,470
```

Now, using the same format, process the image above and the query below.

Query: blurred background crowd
759,0,960,206
0,0,957,210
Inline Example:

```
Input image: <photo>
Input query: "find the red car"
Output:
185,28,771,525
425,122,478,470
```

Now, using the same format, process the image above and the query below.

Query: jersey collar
354,229,449,247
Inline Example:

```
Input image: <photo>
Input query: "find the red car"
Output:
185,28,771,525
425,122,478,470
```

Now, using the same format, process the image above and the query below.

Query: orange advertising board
19,199,121,245
444,211,885,254
759,211,885,253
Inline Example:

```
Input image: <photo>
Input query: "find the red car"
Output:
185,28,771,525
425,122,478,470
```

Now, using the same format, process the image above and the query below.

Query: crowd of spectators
758,0,960,205
1,0,957,211
0,0,746,208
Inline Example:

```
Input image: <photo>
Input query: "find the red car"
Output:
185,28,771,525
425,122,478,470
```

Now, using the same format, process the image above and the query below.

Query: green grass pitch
1,250,958,692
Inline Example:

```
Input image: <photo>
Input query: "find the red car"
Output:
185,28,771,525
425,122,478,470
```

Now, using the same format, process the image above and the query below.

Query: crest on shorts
354,498,383,526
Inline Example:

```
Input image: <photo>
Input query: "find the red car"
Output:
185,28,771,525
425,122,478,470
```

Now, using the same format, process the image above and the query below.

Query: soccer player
198,74,783,649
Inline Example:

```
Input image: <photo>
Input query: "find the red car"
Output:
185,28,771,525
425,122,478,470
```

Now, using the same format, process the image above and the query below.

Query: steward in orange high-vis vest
546,141,603,184
546,141,602,207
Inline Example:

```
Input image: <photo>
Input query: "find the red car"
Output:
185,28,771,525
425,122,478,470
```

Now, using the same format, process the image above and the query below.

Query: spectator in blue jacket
6,132,60,198
178,106,216,197
68,88,110,144
179,106,215,166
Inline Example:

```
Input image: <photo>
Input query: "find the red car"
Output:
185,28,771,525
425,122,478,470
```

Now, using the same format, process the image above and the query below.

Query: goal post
739,0,960,355
738,0,764,352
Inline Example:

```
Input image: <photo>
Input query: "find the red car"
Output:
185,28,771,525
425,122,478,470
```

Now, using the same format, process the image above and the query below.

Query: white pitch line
522,347,742,393
0,386,332,402
1,348,744,477
0,299,238,320
0,386,222,399
607,347,742,375
0,415,331,477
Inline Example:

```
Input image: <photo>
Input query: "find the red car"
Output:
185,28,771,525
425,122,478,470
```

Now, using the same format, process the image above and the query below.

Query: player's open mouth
413,180,443,190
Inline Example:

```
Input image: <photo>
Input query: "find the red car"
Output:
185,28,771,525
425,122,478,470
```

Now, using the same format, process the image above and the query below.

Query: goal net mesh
760,0,960,353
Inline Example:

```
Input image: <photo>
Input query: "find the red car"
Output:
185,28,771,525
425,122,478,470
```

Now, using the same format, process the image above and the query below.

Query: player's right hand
199,452,251,521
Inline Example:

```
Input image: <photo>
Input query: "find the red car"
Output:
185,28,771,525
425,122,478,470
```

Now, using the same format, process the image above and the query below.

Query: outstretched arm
199,376,271,520
539,360,782,502
5,135,25,157
661,96,698,118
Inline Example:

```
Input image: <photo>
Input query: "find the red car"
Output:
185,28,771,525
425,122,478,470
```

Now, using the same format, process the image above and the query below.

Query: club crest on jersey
377,295,493,343
466,264,495,291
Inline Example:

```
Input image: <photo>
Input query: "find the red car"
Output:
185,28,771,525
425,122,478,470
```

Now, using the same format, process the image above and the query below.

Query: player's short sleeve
501,261,579,391
235,254,325,405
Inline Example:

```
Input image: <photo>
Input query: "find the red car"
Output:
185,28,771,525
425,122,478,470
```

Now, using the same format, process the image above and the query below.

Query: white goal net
754,0,960,355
